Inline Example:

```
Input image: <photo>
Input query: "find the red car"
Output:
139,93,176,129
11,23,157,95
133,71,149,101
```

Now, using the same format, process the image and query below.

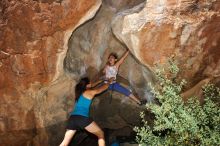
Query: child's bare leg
129,94,141,104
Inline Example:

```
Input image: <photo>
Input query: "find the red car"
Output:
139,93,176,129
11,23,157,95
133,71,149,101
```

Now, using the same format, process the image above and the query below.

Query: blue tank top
71,94,92,117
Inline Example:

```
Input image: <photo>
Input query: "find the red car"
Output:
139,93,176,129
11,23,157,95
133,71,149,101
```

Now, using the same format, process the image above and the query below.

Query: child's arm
115,50,129,68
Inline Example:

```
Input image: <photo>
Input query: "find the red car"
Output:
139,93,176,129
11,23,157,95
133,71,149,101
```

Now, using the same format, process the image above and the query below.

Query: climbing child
103,50,142,105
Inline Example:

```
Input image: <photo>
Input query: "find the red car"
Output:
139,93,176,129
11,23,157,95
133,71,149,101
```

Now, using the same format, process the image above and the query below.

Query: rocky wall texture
0,0,101,145
0,0,220,145
64,0,220,142
65,0,154,101
64,0,154,140
112,0,220,88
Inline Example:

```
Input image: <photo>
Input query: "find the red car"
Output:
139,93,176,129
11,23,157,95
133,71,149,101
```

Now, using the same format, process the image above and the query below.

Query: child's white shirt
105,65,118,80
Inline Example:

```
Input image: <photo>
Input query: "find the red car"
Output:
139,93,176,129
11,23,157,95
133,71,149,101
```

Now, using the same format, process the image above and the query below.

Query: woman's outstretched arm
92,83,109,95
84,78,114,99
87,79,103,88
84,83,109,99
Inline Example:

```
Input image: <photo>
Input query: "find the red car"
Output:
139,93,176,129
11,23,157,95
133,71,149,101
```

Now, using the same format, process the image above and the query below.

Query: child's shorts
108,82,131,97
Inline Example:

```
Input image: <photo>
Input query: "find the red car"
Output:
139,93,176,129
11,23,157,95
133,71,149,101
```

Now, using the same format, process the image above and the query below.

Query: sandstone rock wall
64,0,154,141
64,0,220,141
65,0,153,102
0,0,101,145
0,0,219,145
112,0,220,88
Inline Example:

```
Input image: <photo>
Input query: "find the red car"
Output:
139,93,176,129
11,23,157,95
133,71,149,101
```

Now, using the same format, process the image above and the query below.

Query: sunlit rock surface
65,0,154,101
112,0,220,88
0,0,101,145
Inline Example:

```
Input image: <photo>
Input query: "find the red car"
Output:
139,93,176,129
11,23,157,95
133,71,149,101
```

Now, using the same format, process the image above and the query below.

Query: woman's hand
108,77,115,84
86,83,92,89
86,79,104,89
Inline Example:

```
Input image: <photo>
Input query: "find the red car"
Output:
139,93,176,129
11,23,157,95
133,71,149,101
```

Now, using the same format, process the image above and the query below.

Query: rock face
65,0,154,102
64,0,220,141
112,0,220,87
64,0,154,142
0,0,101,146
91,92,153,138
1,0,220,145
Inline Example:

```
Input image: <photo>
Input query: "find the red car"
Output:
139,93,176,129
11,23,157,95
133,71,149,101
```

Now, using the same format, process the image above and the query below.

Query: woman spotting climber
103,50,143,105
59,77,114,146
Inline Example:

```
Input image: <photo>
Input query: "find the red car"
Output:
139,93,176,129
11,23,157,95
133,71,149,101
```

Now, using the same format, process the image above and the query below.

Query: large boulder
65,0,154,102
91,91,153,136
64,0,220,140
112,0,220,88
64,0,154,141
1,0,219,145
0,0,101,145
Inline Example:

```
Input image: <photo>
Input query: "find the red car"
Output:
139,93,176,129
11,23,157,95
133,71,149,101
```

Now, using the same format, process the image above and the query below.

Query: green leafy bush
135,61,220,146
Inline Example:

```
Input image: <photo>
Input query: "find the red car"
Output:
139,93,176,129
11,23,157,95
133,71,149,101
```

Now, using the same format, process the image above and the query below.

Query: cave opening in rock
64,0,154,102
62,0,155,145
